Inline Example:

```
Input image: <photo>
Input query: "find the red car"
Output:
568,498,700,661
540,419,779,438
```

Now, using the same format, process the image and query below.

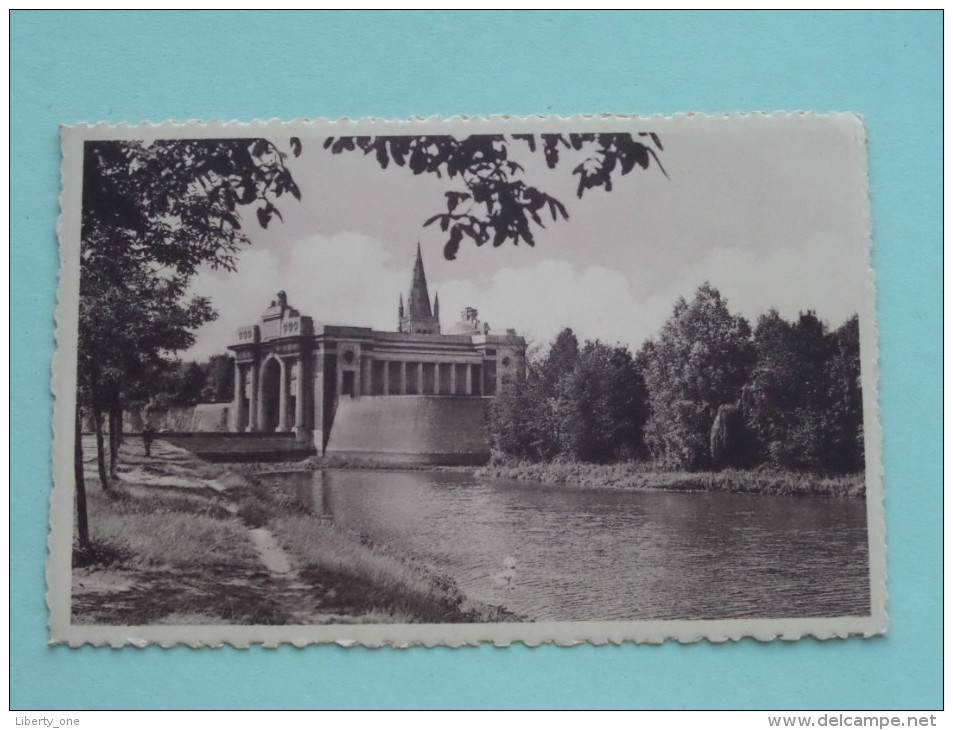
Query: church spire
399,243,441,335
433,291,440,322
407,242,433,319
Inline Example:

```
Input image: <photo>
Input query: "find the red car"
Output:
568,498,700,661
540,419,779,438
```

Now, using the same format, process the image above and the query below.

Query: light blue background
11,11,941,709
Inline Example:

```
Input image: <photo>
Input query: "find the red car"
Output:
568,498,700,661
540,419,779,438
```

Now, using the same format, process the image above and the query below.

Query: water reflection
268,469,870,622
295,470,331,517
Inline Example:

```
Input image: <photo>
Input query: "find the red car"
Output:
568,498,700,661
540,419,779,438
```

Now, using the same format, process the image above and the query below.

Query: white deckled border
50,112,886,647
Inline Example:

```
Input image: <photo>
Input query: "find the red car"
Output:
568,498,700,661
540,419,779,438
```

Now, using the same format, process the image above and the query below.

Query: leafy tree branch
324,133,666,260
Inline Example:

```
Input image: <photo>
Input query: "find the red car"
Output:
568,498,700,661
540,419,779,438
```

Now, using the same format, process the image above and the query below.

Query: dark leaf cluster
535,132,667,198
83,138,299,277
324,133,665,260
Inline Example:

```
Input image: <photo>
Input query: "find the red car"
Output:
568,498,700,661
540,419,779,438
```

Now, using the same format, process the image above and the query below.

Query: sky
184,114,870,360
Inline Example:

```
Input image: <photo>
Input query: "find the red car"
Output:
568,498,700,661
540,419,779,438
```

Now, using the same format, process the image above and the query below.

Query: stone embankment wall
119,404,231,432
325,395,491,465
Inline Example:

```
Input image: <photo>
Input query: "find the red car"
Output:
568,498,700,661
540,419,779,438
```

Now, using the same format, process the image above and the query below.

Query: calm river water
265,469,870,622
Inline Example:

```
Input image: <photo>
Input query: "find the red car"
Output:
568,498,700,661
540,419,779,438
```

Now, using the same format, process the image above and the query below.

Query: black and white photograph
51,114,885,646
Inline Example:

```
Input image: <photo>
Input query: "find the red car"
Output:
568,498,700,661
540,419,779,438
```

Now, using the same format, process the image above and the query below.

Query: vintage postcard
50,113,885,646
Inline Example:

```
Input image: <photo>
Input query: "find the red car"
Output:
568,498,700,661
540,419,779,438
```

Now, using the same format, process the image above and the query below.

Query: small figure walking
142,424,155,457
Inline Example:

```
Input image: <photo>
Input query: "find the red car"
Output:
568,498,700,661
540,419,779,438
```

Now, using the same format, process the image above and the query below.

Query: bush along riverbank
72,436,519,625
477,459,865,499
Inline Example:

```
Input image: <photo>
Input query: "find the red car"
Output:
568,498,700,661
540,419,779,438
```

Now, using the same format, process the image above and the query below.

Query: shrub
236,499,270,529
73,539,131,568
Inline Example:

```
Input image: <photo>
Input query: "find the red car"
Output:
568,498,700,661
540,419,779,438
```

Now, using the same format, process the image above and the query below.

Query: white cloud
437,232,864,354
185,232,407,360
184,228,865,363
674,231,866,329
439,260,672,351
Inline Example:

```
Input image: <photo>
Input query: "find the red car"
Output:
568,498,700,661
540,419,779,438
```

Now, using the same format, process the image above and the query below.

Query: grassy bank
229,453,864,498
234,482,518,623
230,454,476,475
73,437,518,625
477,460,865,498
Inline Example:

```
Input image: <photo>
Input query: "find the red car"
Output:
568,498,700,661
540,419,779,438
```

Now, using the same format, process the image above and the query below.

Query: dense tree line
489,284,864,474
490,330,649,464
145,354,235,408
745,308,863,473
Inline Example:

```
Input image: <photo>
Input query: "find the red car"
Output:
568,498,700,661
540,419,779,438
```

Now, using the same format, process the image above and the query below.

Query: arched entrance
260,357,282,432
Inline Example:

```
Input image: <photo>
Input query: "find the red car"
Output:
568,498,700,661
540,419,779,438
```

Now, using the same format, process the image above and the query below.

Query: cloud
438,260,666,350
437,232,864,353
185,232,407,359
674,231,866,328
185,228,865,362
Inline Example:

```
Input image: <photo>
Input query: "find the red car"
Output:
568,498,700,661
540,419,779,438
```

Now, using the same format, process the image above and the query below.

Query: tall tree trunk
74,402,90,551
92,406,109,491
116,402,124,445
108,401,121,479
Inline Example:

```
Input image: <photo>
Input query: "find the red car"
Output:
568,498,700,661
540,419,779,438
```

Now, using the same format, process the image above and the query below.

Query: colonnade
231,354,490,434
367,360,483,397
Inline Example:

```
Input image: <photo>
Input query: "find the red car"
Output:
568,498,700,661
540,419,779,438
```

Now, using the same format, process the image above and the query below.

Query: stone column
294,356,305,436
465,363,473,395
418,362,424,395
361,357,372,396
312,352,325,452
231,361,243,431
277,358,289,431
383,361,390,395
248,360,260,432
434,363,441,395
450,363,457,395
400,362,407,395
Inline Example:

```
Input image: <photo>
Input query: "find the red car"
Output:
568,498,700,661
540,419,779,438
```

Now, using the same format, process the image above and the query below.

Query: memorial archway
260,357,282,432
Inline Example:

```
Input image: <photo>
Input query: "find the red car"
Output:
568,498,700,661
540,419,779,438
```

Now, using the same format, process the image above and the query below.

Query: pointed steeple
433,291,440,322
399,243,441,335
408,242,433,318
399,292,404,318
